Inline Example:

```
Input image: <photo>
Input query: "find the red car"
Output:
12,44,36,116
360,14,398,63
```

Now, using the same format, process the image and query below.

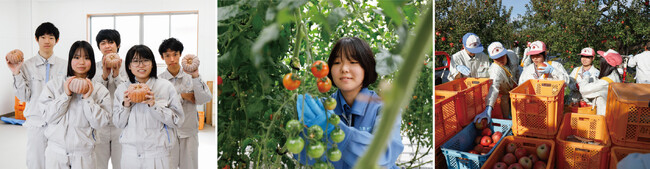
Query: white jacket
159,70,212,138
628,51,650,84
39,78,112,152
568,66,600,103
91,60,128,142
447,49,490,81
13,54,67,128
113,78,184,153
579,72,621,116
518,61,570,86
486,51,520,107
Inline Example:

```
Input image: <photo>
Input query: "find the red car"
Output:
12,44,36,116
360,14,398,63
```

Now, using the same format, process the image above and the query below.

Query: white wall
0,0,215,116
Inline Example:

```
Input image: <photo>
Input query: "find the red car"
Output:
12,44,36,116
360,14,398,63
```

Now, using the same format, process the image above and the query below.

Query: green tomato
308,125,324,140
331,128,345,143
307,141,325,158
328,115,340,125
327,147,342,162
313,161,330,169
285,120,302,133
285,137,304,154
324,97,337,110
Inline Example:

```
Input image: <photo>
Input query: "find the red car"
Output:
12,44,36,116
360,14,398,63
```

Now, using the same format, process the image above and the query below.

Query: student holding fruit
473,42,520,122
567,47,600,105
578,49,623,116
518,40,570,85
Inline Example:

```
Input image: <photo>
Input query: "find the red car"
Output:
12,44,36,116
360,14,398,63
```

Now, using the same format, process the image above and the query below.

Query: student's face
580,56,594,66
71,48,92,77
36,34,58,51
161,49,181,68
99,40,119,55
331,56,364,93
129,55,153,81
531,54,545,66
494,55,507,66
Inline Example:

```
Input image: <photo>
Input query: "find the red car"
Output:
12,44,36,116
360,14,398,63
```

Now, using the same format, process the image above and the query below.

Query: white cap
579,47,595,56
462,33,484,54
487,42,507,59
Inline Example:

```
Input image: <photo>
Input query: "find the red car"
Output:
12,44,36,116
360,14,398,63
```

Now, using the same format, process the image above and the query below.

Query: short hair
125,45,158,83
35,22,59,40
158,38,184,56
67,41,96,79
95,29,121,52
327,37,378,88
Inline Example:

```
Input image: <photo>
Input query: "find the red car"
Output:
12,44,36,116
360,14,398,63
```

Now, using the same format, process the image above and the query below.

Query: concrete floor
0,122,216,169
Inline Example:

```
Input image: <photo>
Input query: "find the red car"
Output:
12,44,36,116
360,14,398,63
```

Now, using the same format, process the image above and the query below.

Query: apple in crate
506,143,517,153
492,131,503,142
515,147,528,159
528,154,539,164
475,136,482,145
482,128,493,136
503,153,517,165
468,150,479,154
533,161,546,169
481,136,493,146
518,156,532,169
475,118,488,130
536,144,549,161
493,162,508,169
508,163,523,169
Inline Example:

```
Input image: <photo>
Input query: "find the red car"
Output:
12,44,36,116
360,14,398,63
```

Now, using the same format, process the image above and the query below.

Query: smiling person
518,40,570,85
579,49,623,116
158,38,212,169
39,41,112,169
474,42,520,122
7,22,67,169
567,47,600,104
294,37,404,168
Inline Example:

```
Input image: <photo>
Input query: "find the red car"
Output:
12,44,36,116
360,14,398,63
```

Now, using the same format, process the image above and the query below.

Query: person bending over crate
578,49,623,116
474,42,520,122
518,40,570,85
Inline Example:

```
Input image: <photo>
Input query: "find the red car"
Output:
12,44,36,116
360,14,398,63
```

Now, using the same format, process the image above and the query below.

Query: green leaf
218,5,240,21
375,48,403,76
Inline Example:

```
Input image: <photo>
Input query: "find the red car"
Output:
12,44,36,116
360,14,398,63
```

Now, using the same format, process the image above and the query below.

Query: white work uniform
518,61,570,85
113,78,184,169
486,51,520,118
39,78,112,169
628,51,650,84
159,70,212,169
13,54,67,169
447,49,490,81
92,59,128,169
578,72,621,116
568,66,600,103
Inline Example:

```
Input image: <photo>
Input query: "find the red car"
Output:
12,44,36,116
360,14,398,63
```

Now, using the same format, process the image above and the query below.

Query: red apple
482,128,493,136
508,163,524,169
474,144,484,152
494,162,508,169
528,154,539,164
536,144,549,161
469,150,479,154
482,146,493,154
476,118,488,130
519,157,533,169
503,153,517,165
442,37,446,41
492,132,503,142
533,161,546,169
506,143,517,153
515,147,528,159
489,143,497,148
435,31,441,36
450,43,454,47
481,136,493,146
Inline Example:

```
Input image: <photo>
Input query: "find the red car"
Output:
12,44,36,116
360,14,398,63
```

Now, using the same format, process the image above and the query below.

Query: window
88,11,198,66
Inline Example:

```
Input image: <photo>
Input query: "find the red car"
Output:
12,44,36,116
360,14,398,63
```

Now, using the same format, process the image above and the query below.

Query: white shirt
628,51,650,84
159,69,212,138
39,78,112,152
486,51,520,107
92,59,128,101
579,72,621,116
447,49,490,81
113,78,184,153
519,61,570,86
13,54,67,127
568,66,600,103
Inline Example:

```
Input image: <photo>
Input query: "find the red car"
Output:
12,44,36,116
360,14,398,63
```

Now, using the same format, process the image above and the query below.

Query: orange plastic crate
556,113,610,169
435,91,461,149
198,111,205,130
436,78,492,126
609,146,650,169
509,79,565,139
481,136,556,169
606,83,650,149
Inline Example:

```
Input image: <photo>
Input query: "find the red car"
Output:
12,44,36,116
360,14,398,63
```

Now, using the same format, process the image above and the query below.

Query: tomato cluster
282,60,332,93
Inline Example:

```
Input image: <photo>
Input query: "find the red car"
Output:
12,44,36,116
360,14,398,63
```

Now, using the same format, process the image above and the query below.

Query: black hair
35,22,59,40
67,41,96,79
158,38,184,56
95,29,121,52
598,59,621,80
125,45,157,83
327,37,378,88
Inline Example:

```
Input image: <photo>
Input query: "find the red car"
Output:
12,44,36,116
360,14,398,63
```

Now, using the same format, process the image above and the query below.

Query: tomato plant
330,128,345,143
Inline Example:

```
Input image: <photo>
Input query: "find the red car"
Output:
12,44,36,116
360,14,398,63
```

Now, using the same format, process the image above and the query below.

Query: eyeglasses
130,59,152,67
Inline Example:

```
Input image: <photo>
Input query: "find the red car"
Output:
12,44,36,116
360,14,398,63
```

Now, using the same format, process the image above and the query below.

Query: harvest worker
474,42,520,123
518,40,570,85
628,41,650,84
567,47,600,104
447,33,490,81
579,49,623,116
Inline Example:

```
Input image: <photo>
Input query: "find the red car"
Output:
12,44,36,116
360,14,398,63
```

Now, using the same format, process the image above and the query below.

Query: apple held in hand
536,144,549,161
476,118,488,130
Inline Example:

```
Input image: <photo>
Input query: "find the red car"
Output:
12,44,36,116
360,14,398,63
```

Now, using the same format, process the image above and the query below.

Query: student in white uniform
474,42,520,122
518,40,570,85
579,49,623,116
568,47,600,104
8,22,67,169
447,33,490,81
40,41,112,169
628,41,650,84
92,29,127,169
157,38,212,169
113,45,184,169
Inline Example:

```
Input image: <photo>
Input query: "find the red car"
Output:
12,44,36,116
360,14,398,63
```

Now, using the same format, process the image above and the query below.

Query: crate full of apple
441,118,513,169
482,136,555,169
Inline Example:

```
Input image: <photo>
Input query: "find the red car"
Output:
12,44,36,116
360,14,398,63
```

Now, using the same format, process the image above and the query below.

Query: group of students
7,22,212,169
446,33,649,121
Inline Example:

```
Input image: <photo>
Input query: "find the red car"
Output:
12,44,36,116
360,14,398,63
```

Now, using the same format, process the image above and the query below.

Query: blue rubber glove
1,117,25,125
456,65,471,76
538,65,554,74
582,71,591,78
473,106,493,124
296,94,335,134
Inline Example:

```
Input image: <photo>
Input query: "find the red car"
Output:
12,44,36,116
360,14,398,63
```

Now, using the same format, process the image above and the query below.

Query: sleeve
92,69,110,88
519,66,534,85
448,52,462,81
578,77,609,99
628,55,637,67
191,76,213,105
549,62,570,86
39,81,71,125
112,84,131,129
81,84,112,129
568,68,579,91
486,68,501,107
146,84,185,128
13,68,31,102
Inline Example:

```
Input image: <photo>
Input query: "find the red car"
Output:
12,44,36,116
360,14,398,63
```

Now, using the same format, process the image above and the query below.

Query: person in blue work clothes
293,37,404,168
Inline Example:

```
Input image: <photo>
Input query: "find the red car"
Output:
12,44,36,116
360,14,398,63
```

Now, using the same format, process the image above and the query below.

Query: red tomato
218,76,223,85
310,60,329,78
317,77,332,93
283,73,301,90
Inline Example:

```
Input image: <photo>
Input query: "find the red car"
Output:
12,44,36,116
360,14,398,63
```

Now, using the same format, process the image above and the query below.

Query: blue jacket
294,88,404,169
